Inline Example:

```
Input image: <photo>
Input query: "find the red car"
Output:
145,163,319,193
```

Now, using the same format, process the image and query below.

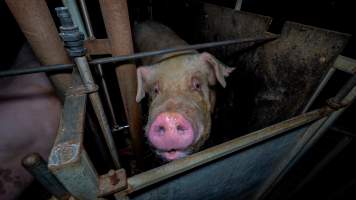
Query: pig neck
134,21,198,65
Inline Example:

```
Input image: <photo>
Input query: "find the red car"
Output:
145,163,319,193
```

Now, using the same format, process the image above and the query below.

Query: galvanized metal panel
234,21,350,130
129,125,309,200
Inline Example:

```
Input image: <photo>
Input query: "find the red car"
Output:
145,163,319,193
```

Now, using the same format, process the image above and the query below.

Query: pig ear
136,66,153,102
200,52,235,88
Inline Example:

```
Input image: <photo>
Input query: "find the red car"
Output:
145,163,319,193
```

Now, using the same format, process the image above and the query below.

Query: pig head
134,21,234,161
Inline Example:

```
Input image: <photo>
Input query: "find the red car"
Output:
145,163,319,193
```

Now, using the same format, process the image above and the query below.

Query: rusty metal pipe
99,0,145,167
5,0,72,100
22,153,70,200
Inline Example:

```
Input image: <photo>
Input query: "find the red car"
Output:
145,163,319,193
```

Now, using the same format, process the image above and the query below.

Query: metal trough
4,1,355,200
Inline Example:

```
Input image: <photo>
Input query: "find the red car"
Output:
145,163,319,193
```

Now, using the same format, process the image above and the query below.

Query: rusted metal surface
84,39,112,55
122,107,330,194
22,153,70,200
99,0,145,167
98,169,127,197
48,70,99,200
5,0,72,100
235,22,350,130
74,57,121,168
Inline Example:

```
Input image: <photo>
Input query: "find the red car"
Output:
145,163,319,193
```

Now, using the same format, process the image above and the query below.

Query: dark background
0,0,355,199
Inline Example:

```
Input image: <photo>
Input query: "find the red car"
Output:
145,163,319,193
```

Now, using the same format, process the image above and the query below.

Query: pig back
134,21,196,65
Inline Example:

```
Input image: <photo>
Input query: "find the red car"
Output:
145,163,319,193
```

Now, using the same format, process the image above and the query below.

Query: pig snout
148,112,196,160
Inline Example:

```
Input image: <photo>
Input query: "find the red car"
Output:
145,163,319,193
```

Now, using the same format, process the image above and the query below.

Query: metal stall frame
46,55,355,200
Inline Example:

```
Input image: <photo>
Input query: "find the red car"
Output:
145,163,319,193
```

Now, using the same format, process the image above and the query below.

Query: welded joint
98,169,128,197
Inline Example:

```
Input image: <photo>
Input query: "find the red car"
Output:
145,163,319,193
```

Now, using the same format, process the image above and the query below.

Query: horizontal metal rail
123,107,331,194
0,35,278,78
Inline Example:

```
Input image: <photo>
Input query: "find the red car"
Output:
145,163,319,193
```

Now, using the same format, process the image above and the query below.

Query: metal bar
308,57,356,123
0,35,278,76
302,67,336,113
235,0,243,10
74,56,121,168
287,136,352,198
0,63,73,77
22,153,70,200
255,75,356,200
96,64,120,129
99,0,145,168
5,0,72,100
62,0,88,38
90,35,278,65
122,108,330,194
78,0,119,129
334,55,356,75
78,0,95,38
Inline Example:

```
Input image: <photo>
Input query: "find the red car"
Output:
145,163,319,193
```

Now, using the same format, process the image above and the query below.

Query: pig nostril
176,125,186,134
157,125,165,136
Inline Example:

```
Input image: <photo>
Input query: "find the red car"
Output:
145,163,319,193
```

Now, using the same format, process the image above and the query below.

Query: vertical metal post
99,0,145,167
75,57,121,168
22,153,70,200
55,7,121,168
78,0,120,130
5,0,72,100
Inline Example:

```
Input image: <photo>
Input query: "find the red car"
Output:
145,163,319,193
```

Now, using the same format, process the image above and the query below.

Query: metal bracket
326,98,348,110
65,83,99,96
98,169,128,197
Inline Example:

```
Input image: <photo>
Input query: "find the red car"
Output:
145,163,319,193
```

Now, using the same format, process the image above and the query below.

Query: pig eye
153,83,160,94
192,78,201,91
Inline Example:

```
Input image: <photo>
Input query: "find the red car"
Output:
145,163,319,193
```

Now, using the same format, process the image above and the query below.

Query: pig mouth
156,149,191,161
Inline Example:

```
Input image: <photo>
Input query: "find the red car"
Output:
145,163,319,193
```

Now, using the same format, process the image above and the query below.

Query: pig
134,21,234,161
0,44,61,200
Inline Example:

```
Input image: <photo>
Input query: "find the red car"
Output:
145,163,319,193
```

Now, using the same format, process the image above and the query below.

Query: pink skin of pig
0,45,61,200
134,21,234,161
